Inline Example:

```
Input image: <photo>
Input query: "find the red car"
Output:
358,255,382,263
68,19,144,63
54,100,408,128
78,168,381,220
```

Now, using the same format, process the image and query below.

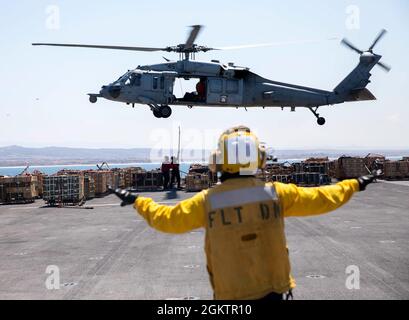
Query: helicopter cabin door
146,73,175,104
207,78,243,105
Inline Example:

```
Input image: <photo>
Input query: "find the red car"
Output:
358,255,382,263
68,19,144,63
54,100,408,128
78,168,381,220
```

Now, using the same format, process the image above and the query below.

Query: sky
0,0,408,151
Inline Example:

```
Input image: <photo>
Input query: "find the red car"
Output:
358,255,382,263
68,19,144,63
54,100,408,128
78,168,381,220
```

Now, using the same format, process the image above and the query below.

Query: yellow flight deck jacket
134,177,359,300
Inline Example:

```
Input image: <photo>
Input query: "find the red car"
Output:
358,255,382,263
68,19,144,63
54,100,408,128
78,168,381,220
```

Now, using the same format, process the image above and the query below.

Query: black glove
357,170,382,191
108,186,138,206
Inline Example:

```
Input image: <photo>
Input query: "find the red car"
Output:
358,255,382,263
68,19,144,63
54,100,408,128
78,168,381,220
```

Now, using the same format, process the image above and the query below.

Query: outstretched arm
274,179,360,217
134,192,206,233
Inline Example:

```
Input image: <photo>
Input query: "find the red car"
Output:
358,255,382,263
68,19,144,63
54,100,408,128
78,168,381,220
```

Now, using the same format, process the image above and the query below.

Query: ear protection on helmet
209,125,267,174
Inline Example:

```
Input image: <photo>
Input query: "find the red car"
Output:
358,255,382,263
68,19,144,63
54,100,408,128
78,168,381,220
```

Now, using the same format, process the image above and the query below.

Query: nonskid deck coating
0,181,408,299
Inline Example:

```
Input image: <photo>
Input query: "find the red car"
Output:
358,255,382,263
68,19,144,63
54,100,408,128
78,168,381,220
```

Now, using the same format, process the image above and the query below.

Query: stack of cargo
107,169,125,189
135,169,163,191
301,157,330,174
382,160,409,180
185,173,210,192
268,175,291,184
264,163,294,175
43,174,85,206
296,157,331,186
291,172,331,186
145,169,163,189
85,170,109,196
259,159,331,187
0,175,37,204
31,170,44,198
328,160,338,178
260,163,294,182
83,175,95,199
185,164,212,192
123,167,146,189
336,156,368,180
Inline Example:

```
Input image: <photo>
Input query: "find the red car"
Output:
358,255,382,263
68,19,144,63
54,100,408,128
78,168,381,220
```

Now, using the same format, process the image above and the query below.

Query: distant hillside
0,145,408,167
0,145,154,166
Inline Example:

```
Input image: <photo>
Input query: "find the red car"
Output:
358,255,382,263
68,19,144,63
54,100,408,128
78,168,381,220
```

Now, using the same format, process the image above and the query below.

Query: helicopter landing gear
89,95,97,103
153,109,162,118
159,105,172,118
308,106,326,126
151,105,172,118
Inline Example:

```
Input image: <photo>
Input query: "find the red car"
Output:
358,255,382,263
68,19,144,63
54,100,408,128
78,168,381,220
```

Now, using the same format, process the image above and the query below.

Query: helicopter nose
101,85,121,99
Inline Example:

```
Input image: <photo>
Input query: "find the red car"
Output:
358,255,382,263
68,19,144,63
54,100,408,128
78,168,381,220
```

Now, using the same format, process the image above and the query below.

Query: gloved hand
357,170,382,191
108,186,138,206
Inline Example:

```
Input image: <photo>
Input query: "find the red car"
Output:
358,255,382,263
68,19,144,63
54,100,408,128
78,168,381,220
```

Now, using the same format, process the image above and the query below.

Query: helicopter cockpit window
129,74,141,86
114,72,132,85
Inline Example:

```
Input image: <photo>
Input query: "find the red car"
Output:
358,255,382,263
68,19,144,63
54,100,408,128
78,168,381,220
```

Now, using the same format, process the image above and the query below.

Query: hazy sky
0,0,408,150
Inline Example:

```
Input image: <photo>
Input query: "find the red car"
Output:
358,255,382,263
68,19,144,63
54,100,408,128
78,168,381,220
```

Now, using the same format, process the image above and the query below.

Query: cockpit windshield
112,71,131,85
112,71,141,86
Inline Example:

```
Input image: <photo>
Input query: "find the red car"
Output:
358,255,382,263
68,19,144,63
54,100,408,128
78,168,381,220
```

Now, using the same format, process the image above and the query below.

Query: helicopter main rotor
33,25,212,60
32,25,336,61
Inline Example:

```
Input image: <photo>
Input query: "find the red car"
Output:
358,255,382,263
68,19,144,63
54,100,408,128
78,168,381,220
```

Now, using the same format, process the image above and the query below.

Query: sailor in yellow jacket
111,125,379,300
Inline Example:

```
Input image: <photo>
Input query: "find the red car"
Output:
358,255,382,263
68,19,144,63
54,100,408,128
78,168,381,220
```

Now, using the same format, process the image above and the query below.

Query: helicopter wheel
153,109,162,118
89,95,97,103
159,105,172,118
317,117,326,126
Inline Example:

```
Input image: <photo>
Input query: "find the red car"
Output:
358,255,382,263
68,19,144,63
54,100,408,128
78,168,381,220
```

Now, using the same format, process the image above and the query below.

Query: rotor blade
369,29,387,51
213,37,339,50
185,25,203,49
377,61,391,72
32,43,167,52
340,38,363,54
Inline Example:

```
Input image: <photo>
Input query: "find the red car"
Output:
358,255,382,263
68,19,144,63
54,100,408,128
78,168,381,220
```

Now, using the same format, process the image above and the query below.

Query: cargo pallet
43,175,85,205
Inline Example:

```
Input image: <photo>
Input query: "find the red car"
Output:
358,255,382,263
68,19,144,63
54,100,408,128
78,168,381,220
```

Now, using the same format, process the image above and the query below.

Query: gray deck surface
0,180,408,300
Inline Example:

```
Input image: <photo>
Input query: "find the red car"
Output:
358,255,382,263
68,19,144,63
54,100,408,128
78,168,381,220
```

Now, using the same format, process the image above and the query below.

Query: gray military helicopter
33,26,390,125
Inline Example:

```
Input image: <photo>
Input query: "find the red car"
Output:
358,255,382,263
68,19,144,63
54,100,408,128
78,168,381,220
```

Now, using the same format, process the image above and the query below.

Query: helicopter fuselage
95,59,342,110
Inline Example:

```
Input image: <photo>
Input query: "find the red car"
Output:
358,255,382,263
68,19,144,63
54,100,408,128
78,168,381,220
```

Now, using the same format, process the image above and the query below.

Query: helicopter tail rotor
341,29,391,72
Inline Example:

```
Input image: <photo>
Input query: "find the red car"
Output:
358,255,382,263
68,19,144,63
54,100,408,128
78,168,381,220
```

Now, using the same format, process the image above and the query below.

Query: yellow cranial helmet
209,125,266,175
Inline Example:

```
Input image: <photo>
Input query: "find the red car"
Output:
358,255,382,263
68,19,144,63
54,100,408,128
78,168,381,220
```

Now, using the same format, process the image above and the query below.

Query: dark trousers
163,172,170,189
171,170,181,188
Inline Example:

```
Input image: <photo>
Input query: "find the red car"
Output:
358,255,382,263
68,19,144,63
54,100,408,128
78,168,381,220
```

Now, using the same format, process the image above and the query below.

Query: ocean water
0,163,194,177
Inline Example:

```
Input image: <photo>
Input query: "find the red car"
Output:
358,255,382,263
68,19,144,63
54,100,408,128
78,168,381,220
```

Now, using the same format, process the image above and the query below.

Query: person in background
170,156,181,189
161,156,171,190
111,125,379,300
196,78,206,101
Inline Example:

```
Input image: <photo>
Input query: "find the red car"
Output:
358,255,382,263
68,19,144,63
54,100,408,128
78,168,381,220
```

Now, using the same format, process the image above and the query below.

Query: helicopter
32,26,390,125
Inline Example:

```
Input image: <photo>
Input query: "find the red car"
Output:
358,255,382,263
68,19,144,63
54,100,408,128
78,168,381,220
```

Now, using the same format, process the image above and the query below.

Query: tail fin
333,56,380,96
333,29,390,100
